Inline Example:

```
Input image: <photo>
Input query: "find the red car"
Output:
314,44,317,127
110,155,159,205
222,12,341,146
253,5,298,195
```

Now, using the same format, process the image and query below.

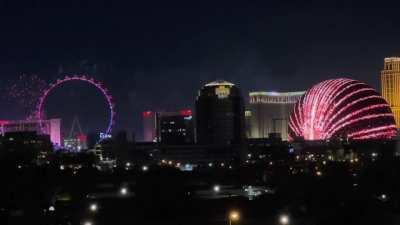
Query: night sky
0,1,400,140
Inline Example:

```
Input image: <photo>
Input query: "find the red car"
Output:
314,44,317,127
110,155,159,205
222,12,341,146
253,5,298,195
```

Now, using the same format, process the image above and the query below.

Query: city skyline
1,2,400,138
0,59,397,140
3,3,400,225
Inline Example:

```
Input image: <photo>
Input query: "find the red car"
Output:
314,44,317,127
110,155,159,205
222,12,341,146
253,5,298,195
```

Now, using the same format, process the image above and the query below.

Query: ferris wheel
35,75,116,140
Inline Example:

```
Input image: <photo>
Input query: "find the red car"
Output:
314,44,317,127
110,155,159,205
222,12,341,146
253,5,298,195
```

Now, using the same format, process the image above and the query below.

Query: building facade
64,134,88,151
142,111,157,142
156,109,194,144
0,119,61,146
246,91,304,141
381,57,400,127
195,80,245,145
142,109,194,144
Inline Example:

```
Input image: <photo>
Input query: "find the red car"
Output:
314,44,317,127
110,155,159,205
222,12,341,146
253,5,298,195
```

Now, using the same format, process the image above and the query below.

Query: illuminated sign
215,85,230,99
142,111,152,118
99,133,112,140
179,109,192,116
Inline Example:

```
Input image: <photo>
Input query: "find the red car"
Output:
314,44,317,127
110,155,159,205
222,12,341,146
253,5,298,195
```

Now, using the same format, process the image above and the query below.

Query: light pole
229,210,240,225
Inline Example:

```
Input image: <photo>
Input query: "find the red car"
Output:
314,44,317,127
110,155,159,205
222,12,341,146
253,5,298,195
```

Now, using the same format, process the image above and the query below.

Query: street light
279,214,290,225
213,185,220,193
120,187,128,196
89,203,98,212
229,210,240,225
83,221,93,225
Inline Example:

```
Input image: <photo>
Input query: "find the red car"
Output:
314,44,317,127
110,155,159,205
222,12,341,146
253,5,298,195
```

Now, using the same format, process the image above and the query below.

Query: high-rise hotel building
195,80,245,145
246,91,304,140
381,57,400,127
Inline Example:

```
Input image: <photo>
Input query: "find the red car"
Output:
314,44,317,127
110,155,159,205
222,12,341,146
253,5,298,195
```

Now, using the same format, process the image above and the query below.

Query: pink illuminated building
0,119,61,145
143,111,157,142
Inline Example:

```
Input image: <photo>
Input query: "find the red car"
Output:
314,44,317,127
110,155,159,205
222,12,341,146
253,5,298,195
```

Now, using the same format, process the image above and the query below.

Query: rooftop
384,57,400,62
249,91,305,97
205,80,235,87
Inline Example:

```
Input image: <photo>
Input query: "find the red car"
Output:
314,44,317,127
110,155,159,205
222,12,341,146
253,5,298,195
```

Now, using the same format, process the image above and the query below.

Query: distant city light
120,187,128,196
229,210,240,224
60,165,65,170
142,165,149,171
48,206,55,212
89,203,98,212
279,214,290,225
213,185,220,193
83,221,93,225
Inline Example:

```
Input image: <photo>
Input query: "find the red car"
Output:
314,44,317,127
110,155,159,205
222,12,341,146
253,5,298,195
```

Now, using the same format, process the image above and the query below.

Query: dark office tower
195,80,245,145
157,109,194,144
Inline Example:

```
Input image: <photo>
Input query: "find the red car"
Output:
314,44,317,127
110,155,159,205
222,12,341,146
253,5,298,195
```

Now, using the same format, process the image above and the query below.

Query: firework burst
4,74,48,119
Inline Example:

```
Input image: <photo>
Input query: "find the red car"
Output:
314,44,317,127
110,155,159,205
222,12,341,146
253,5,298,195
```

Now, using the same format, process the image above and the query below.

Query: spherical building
195,80,245,144
288,78,397,141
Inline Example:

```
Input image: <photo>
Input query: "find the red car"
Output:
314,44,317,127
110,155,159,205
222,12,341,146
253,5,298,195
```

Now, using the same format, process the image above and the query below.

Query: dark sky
0,1,400,139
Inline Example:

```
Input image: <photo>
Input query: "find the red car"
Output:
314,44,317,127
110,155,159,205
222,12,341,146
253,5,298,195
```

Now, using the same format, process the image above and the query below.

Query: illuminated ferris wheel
35,75,116,137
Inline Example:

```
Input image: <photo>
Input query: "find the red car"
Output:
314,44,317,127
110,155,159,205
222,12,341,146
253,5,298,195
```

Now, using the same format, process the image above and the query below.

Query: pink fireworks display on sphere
289,78,397,141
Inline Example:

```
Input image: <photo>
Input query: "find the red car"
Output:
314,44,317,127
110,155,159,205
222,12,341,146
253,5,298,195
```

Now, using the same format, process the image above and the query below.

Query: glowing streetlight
229,210,240,225
379,193,388,201
83,221,93,225
48,206,55,212
120,187,128,196
213,185,220,193
89,203,98,212
279,214,290,225
142,165,149,171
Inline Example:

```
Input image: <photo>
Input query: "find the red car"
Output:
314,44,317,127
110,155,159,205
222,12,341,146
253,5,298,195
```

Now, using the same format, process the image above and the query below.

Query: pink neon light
288,78,397,141
348,125,397,139
0,120,9,125
36,75,115,136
